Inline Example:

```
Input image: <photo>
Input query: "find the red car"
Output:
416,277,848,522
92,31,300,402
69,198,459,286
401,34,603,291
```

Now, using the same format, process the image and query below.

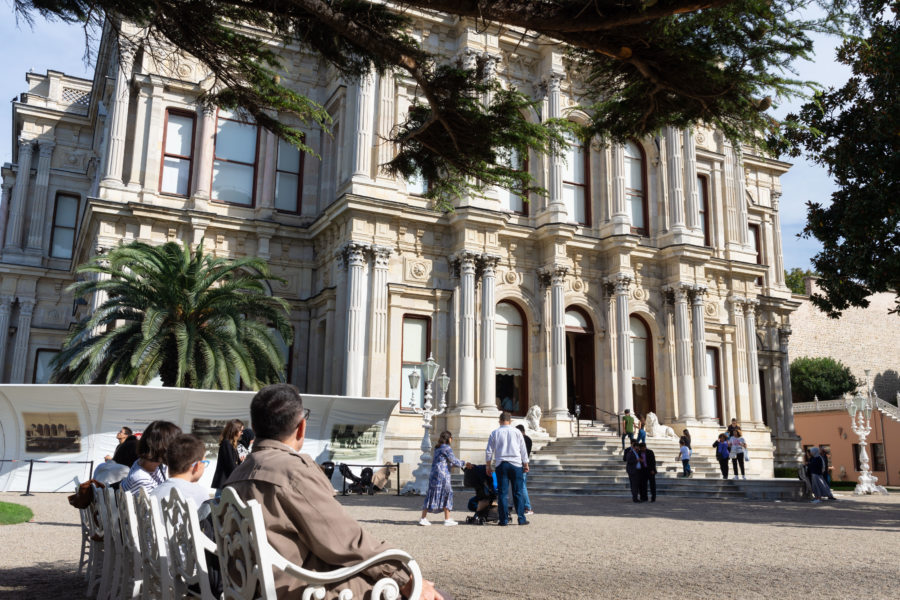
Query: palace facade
0,14,803,475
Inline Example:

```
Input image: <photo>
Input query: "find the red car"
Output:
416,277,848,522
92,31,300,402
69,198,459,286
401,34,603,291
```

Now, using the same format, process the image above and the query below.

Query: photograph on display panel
23,412,81,453
328,423,383,462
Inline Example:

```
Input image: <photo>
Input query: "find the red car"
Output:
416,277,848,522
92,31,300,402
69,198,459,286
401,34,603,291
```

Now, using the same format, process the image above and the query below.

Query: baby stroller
338,463,375,495
463,465,500,525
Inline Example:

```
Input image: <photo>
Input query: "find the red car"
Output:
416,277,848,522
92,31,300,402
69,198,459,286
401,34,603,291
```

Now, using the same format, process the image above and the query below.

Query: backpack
716,442,730,460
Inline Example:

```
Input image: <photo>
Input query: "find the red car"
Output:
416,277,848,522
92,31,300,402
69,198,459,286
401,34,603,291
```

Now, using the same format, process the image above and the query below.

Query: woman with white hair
808,447,836,503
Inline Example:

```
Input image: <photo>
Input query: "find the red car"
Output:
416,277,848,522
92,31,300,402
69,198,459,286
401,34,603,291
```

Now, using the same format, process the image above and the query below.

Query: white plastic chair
93,485,116,600
159,486,218,600
134,488,175,600
211,487,422,600
86,484,107,597
116,489,144,599
103,487,128,600
74,479,92,581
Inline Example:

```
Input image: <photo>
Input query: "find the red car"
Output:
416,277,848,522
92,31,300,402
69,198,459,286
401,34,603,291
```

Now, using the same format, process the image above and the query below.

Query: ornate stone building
0,15,803,475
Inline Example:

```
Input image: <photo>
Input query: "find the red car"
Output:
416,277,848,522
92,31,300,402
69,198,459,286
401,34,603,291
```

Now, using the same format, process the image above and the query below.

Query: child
151,434,212,518
418,430,471,526
677,439,692,478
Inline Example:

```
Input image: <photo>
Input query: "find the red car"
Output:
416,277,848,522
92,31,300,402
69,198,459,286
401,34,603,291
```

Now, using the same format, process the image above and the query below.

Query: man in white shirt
485,412,530,526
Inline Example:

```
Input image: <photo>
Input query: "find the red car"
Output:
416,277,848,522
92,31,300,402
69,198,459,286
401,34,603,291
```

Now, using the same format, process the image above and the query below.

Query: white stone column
778,326,796,433
351,71,376,180
25,141,55,252
367,245,392,396
193,106,216,202
665,126,686,232
745,298,763,423
692,286,713,420
101,45,133,187
6,138,34,250
670,285,695,420
734,147,749,246
683,128,701,231
454,251,479,410
772,192,786,286
723,139,739,249
546,73,567,221
375,73,395,181
0,179,12,248
126,84,150,190
611,273,634,412
479,255,500,412
0,296,13,381
341,242,370,397
548,266,569,418
610,144,630,233
730,297,750,421
141,84,165,197
10,298,35,383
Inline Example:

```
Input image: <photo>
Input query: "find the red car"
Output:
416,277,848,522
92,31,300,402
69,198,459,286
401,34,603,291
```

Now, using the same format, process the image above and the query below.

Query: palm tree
51,240,293,389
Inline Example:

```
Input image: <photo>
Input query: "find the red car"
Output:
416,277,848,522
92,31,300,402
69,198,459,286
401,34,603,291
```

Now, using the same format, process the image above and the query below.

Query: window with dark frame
400,316,430,410
33,349,59,384
853,443,886,472
50,193,79,259
495,301,527,415
498,148,528,215
211,109,259,206
406,172,429,196
629,315,653,414
159,109,195,196
563,133,590,225
748,223,763,285
697,174,711,246
275,137,304,213
625,140,647,235
706,346,723,425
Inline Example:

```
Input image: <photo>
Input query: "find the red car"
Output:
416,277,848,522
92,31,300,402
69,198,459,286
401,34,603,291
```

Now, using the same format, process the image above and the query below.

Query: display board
0,385,398,492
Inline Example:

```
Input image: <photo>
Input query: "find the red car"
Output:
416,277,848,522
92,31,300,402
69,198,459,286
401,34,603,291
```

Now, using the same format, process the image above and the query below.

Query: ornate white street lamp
846,370,888,495
402,355,450,495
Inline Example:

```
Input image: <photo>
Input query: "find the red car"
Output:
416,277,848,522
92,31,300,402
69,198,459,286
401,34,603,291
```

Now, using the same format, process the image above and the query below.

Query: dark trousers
718,457,729,479
640,471,656,501
627,470,641,501
495,461,527,524
732,453,745,476
622,431,634,450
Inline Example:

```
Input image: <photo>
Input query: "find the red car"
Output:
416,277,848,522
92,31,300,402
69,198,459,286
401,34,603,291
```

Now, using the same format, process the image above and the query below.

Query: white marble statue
644,412,677,439
525,405,546,434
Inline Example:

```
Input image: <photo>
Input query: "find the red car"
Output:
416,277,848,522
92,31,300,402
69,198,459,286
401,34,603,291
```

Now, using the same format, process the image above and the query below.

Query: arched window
563,132,590,225
625,141,647,235
630,315,654,416
495,301,527,415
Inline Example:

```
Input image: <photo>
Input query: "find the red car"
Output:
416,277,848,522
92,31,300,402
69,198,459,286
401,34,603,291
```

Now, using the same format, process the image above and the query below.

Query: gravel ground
2,491,899,599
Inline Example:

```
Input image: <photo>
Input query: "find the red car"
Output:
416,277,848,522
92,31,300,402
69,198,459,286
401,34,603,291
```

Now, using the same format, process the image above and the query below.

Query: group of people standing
803,446,836,502
711,419,749,480
419,412,533,527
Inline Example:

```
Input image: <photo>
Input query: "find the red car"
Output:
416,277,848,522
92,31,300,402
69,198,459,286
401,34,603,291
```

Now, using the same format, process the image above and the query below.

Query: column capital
370,245,393,268
729,295,747,312
458,47,479,71
37,140,56,157
17,137,35,154
605,273,632,295
482,52,501,79
0,295,14,312
18,297,35,314
689,285,708,304
478,253,501,275
337,241,371,268
449,249,480,277
538,265,568,288
544,72,565,94
778,325,792,352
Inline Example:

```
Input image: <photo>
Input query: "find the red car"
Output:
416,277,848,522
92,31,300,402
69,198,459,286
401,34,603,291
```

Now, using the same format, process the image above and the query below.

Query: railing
793,394,900,421
0,458,94,496
572,405,620,438
335,462,401,497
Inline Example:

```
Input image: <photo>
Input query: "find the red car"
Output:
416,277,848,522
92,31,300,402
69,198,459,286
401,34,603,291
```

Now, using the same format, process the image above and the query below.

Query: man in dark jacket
638,442,657,502
624,440,642,502
108,426,139,467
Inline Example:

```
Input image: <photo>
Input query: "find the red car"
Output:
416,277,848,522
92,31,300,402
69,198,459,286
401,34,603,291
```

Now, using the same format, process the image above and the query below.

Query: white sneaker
810,499,822,504
443,519,458,526
418,518,431,526
742,475,747,480
524,509,534,516
733,475,739,480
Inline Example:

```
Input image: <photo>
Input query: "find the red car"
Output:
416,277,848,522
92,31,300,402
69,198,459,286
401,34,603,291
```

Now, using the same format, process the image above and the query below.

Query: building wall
794,406,900,487
790,278,900,402
0,14,805,475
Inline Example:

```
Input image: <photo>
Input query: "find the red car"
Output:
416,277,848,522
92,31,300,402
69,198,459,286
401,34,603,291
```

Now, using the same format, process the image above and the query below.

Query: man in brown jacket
226,383,441,600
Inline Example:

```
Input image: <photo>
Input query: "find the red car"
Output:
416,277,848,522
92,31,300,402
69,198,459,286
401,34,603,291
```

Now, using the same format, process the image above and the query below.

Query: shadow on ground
0,562,86,600
341,491,900,532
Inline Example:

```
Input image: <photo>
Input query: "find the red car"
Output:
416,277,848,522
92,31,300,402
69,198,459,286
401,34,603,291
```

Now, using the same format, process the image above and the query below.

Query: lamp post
402,355,450,495
846,370,888,495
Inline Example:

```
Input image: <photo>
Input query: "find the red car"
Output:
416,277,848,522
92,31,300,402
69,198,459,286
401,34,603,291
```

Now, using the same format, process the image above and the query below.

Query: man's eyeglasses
302,408,311,422
193,460,210,468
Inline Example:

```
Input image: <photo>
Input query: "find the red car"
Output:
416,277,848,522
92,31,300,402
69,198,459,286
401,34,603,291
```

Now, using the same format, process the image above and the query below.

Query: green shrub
790,357,858,403
774,467,799,478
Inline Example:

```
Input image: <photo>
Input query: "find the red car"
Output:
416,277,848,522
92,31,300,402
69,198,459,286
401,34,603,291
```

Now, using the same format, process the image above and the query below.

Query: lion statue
644,412,677,439
525,405,546,434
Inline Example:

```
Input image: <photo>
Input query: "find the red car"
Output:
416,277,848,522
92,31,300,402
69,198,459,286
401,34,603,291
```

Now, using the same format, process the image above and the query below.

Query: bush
774,467,799,478
790,357,858,403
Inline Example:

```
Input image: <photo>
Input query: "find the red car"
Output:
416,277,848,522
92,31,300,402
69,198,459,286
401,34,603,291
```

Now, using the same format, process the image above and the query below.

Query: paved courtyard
1,491,898,599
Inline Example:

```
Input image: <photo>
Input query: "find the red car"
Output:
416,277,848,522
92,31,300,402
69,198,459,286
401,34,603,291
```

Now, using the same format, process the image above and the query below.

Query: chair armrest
273,549,422,599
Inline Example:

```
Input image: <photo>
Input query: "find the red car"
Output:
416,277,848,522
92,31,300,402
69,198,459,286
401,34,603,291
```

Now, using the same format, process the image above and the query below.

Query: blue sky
0,8,851,271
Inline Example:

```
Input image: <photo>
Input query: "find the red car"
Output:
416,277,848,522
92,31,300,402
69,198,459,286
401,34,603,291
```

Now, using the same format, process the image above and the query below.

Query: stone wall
790,278,900,401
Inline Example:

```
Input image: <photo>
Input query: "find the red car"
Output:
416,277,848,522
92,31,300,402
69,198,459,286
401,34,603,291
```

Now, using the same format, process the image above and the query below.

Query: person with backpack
713,433,731,479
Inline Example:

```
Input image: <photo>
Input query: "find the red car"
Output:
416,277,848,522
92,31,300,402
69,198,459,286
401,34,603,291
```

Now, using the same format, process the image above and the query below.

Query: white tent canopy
0,385,398,492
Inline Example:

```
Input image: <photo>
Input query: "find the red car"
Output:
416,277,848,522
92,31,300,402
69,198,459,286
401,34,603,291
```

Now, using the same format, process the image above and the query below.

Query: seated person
121,420,182,495
151,434,212,519
106,426,139,467
225,383,442,600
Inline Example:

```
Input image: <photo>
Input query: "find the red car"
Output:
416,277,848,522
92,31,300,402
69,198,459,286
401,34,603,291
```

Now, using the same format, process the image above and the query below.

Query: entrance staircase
455,423,804,501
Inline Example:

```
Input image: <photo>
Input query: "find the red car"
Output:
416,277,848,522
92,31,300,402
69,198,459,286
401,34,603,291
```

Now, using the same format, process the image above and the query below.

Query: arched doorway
495,301,527,416
630,315,655,419
565,308,596,419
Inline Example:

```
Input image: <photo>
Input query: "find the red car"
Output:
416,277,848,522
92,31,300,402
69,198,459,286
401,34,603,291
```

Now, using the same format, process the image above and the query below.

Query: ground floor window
630,315,654,417
496,301,526,415
854,443,886,472
33,349,59,384
706,347,722,425
400,316,430,409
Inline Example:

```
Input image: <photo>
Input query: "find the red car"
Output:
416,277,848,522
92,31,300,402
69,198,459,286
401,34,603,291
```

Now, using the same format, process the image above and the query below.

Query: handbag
744,448,750,461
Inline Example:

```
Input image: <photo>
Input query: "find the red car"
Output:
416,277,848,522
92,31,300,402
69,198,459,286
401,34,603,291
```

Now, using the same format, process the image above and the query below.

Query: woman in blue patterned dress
419,430,472,526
